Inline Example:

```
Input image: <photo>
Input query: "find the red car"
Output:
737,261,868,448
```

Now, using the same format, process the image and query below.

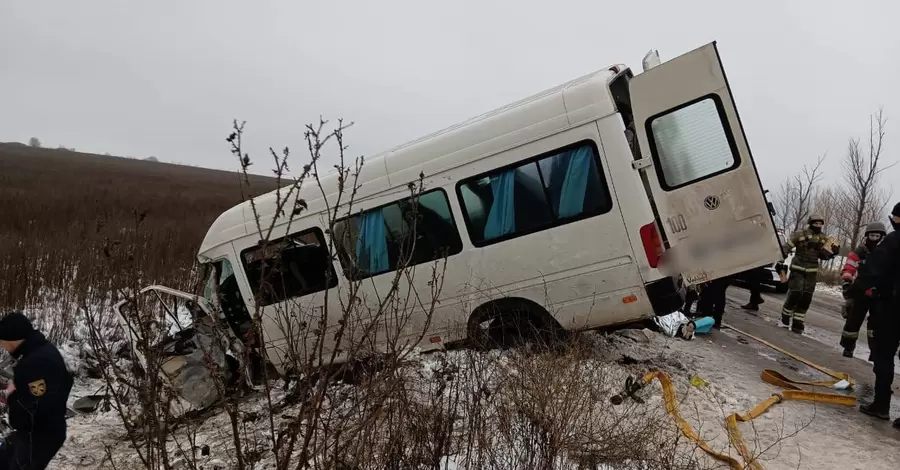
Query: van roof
198,65,624,258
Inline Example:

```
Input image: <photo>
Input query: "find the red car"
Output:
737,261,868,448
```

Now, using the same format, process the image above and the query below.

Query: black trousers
0,431,65,470
840,296,876,352
745,267,766,304
696,278,729,324
871,299,900,404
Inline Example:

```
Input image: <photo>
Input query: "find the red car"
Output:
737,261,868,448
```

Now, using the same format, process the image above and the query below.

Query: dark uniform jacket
852,231,900,300
8,330,73,438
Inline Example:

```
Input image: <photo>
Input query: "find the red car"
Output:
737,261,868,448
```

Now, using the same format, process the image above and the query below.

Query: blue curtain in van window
483,169,516,240
355,210,389,274
557,146,592,218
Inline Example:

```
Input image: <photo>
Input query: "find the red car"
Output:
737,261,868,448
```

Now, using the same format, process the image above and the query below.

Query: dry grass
0,142,279,315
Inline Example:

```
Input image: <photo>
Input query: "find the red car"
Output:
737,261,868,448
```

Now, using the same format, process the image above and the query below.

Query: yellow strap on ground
724,322,855,389
638,322,858,470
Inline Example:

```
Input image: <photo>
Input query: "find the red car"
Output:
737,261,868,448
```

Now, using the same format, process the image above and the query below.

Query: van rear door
629,41,782,285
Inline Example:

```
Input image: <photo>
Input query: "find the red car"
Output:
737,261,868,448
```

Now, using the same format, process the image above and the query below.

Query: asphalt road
725,284,879,361
721,283,900,436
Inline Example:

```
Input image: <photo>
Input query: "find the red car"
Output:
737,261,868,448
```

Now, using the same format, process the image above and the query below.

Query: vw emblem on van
703,195,720,210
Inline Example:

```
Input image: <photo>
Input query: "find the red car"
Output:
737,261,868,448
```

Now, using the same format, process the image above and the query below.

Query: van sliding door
629,42,782,286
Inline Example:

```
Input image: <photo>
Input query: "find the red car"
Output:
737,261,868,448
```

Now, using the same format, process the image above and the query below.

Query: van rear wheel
467,301,562,351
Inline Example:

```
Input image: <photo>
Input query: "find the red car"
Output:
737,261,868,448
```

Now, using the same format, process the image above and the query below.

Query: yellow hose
638,322,858,469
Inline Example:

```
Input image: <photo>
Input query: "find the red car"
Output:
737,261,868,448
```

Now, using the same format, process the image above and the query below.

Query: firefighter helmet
808,214,825,224
864,221,887,236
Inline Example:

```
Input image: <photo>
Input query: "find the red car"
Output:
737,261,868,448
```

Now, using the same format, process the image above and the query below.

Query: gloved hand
831,243,840,255
841,280,852,300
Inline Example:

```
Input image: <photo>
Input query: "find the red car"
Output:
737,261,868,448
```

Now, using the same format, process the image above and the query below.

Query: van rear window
646,95,739,190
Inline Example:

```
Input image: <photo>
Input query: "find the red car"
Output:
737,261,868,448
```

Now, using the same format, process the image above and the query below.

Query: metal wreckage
112,285,261,414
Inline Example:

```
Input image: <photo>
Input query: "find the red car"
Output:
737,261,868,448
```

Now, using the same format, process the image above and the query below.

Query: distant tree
28,137,41,148
773,155,826,234
837,107,893,248
145,156,159,162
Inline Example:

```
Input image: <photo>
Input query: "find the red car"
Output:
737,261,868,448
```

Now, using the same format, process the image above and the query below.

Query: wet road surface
720,284,900,441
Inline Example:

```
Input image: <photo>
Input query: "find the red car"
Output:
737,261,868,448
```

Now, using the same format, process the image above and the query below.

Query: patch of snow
815,283,843,298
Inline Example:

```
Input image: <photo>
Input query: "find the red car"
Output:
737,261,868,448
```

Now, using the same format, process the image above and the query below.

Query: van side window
332,189,463,280
240,228,337,307
646,96,738,189
457,141,612,246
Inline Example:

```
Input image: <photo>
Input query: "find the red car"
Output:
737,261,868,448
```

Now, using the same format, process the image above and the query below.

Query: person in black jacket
852,203,900,428
0,311,73,469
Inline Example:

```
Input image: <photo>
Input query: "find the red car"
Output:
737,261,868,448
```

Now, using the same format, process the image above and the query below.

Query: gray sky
2,0,899,197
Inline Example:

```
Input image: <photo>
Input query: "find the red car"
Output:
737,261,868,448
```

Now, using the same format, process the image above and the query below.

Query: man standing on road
839,222,887,359
780,215,840,334
0,311,73,469
852,203,900,428
739,266,768,312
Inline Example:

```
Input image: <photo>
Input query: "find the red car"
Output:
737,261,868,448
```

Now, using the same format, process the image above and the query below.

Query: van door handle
632,158,653,170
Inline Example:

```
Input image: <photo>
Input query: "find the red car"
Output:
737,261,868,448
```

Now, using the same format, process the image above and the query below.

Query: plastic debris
690,375,709,388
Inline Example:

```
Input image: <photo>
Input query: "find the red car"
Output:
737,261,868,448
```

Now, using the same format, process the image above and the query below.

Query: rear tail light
640,222,664,268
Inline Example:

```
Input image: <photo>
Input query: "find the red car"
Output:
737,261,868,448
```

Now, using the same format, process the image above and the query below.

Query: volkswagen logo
703,195,720,210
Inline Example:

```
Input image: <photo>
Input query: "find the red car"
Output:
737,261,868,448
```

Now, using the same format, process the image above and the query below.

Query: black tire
468,301,560,350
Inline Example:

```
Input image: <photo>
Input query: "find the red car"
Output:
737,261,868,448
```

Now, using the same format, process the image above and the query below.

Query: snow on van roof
198,66,623,257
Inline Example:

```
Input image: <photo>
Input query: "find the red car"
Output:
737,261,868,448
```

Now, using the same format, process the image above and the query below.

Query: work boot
741,302,759,312
781,315,791,328
791,320,805,335
842,348,854,358
894,418,900,429
860,401,891,420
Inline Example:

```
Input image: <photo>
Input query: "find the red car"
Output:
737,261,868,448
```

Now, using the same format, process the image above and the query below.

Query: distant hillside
0,142,282,307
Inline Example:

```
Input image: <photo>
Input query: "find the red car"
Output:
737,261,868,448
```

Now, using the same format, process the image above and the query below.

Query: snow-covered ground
9,285,897,470
49,323,899,469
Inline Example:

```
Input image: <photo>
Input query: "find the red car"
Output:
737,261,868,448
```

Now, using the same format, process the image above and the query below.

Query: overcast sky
2,1,899,199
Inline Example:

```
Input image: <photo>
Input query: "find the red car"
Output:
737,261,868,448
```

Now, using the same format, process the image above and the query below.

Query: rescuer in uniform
839,222,886,359
779,214,839,334
853,203,900,428
0,311,73,469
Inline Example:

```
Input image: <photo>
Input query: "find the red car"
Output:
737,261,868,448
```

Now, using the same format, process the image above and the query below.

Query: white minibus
119,42,784,389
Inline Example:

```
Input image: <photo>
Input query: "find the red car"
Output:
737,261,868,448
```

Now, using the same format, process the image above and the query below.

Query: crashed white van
118,42,783,398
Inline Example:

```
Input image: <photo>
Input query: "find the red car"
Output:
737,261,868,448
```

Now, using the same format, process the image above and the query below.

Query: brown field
0,142,279,310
